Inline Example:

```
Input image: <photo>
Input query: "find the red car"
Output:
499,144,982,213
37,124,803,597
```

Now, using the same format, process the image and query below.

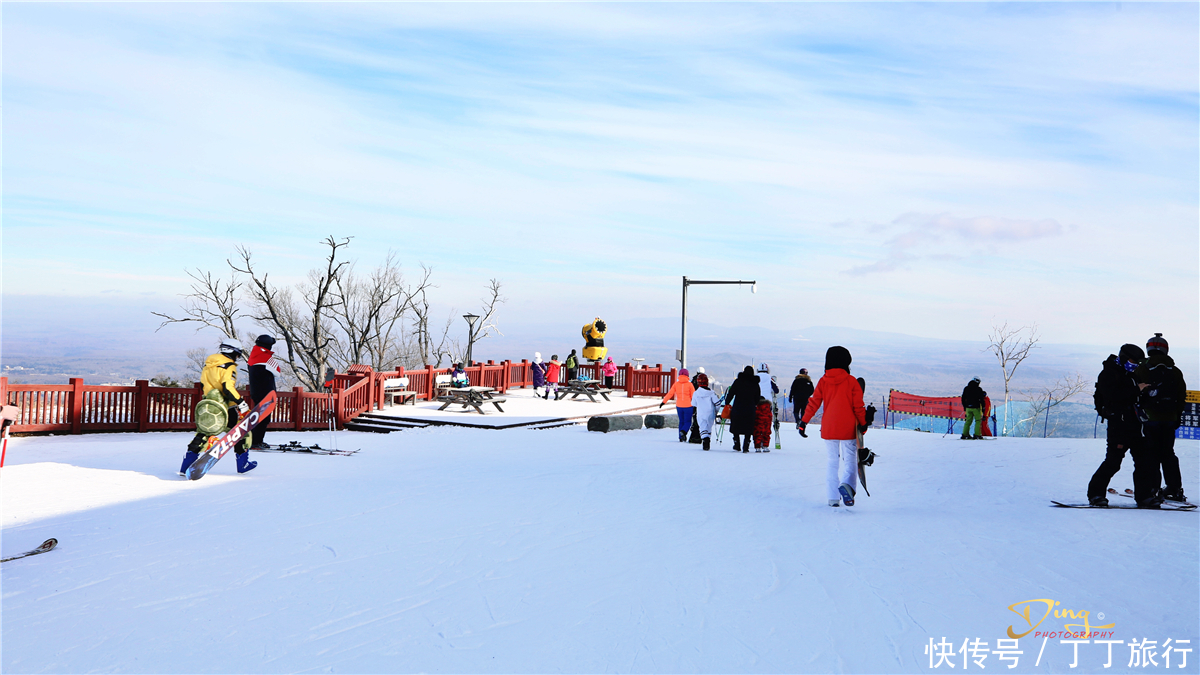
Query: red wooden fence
0,360,676,435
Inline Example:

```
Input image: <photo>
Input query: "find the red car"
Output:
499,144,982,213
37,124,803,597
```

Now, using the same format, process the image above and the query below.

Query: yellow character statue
581,318,607,361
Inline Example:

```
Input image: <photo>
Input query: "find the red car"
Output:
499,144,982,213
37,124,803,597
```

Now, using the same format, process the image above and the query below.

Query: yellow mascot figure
581,318,607,361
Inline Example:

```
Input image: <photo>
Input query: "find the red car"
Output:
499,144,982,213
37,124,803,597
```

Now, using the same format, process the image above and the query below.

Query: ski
186,391,278,481
1110,487,1197,508
253,441,358,456
1051,500,1196,511
2,538,58,563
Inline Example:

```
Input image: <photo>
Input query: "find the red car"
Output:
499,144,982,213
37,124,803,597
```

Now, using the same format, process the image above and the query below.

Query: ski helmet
695,373,709,387
1146,333,1168,355
970,376,980,384
799,368,808,375
255,334,276,349
219,343,244,360
758,363,770,373
697,367,705,374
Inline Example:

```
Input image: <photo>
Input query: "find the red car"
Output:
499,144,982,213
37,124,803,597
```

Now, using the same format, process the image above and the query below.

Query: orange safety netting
887,389,993,436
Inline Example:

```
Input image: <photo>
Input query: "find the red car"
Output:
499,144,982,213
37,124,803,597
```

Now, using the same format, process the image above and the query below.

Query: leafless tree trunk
230,236,350,391
152,269,244,340
986,322,1040,436
409,270,455,368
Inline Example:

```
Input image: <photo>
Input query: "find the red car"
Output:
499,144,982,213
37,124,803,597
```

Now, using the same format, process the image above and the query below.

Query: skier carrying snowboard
1087,343,1146,507
247,334,282,451
798,346,866,507
180,343,257,476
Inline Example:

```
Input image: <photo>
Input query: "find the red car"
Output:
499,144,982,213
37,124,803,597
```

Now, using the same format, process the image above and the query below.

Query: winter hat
679,368,689,376
799,368,808,375
605,356,613,362
255,334,276,349
1146,333,1169,355
535,352,542,363
1118,343,1145,365
742,365,755,377
695,373,709,387
824,346,852,372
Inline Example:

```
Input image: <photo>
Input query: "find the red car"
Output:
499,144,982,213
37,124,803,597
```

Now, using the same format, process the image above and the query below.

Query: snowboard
1051,500,1196,511
1109,487,1197,508
855,429,876,497
186,391,277,481
2,538,58,563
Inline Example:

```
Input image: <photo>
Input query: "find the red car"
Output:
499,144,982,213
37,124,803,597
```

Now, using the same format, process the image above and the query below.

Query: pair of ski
253,441,357,456
185,391,277,481
1051,488,1196,511
2,538,57,563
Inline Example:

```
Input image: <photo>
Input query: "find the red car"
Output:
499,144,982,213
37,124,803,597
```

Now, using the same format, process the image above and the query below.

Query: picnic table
554,379,613,403
437,386,506,414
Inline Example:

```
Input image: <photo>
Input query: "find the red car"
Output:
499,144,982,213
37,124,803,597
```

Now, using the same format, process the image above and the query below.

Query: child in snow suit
754,396,773,451
800,346,867,507
661,369,695,442
247,334,282,451
543,356,561,399
755,364,779,451
691,373,720,450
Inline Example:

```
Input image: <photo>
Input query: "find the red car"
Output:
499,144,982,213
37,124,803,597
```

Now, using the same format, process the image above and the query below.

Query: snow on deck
1,426,1196,673
373,386,669,428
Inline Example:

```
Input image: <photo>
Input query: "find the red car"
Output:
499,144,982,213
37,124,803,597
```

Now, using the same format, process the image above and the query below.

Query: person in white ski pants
691,373,720,449
825,440,859,503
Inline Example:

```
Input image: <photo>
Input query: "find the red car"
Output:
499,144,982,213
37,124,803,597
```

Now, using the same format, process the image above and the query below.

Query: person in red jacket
543,355,561,400
799,346,867,507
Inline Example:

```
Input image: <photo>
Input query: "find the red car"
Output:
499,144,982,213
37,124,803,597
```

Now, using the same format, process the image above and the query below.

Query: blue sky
3,3,1198,352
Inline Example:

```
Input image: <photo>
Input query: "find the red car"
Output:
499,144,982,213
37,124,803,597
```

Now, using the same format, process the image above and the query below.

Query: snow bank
2,426,1196,673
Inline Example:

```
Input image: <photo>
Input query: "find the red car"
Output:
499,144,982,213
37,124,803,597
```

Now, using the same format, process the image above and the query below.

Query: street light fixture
680,276,756,371
463,313,480,366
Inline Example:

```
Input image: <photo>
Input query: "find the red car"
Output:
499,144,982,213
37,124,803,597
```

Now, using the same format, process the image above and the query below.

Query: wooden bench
383,377,416,406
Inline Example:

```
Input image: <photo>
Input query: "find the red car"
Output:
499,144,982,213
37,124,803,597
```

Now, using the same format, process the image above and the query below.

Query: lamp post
680,276,756,370
463,313,480,366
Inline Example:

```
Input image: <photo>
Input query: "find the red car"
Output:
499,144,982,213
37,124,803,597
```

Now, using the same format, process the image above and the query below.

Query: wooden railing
0,360,676,435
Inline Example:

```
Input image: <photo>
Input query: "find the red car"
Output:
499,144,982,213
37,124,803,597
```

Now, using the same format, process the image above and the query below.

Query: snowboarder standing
247,334,282,451
180,343,257,476
691,373,720,451
660,369,695,442
1087,344,1146,507
789,368,814,436
725,366,761,453
1134,333,1188,506
960,377,987,440
799,346,867,507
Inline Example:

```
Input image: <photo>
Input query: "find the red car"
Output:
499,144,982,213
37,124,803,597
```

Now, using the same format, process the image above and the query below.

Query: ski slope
2,424,1196,673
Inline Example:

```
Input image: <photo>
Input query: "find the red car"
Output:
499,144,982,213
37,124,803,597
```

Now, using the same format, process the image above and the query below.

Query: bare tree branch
152,269,244,340
986,322,1040,436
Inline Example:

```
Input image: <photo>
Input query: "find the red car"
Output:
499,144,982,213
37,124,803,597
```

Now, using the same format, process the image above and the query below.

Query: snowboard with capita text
1051,500,1196,511
186,391,277,481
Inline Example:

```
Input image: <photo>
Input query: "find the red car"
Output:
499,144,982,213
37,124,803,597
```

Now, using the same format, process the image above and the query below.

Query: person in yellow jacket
660,369,695,443
179,343,258,476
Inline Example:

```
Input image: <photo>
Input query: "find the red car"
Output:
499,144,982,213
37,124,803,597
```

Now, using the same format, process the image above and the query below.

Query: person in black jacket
960,378,987,440
1134,333,1188,506
1087,344,1145,507
789,368,815,437
247,334,281,452
725,366,761,453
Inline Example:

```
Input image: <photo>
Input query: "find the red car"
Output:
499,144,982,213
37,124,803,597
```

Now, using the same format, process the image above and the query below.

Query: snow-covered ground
2,424,1196,674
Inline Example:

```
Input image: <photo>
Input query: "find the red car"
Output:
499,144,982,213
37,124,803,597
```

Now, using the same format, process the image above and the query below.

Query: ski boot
960,434,970,440
1161,488,1188,504
838,483,856,507
702,438,710,451
1136,490,1164,509
828,499,841,508
179,450,199,477
235,451,258,474
972,435,983,440
1088,495,1109,508
742,438,751,453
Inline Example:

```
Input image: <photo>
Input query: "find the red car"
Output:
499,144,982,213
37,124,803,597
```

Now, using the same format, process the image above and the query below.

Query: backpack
1140,363,1180,417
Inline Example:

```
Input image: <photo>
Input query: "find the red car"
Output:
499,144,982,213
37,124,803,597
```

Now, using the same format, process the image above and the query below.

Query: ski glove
858,424,868,434
797,421,807,433
659,402,664,408
236,401,250,415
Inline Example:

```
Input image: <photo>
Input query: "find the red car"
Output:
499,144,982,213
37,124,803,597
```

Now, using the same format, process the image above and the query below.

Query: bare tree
462,279,506,365
230,236,350,391
1016,373,1089,438
152,269,245,340
329,251,412,370
986,322,1040,436
409,268,456,368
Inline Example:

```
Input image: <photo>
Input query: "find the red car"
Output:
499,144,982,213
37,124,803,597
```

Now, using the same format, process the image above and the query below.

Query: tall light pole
680,276,756,370
463,313,480,366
